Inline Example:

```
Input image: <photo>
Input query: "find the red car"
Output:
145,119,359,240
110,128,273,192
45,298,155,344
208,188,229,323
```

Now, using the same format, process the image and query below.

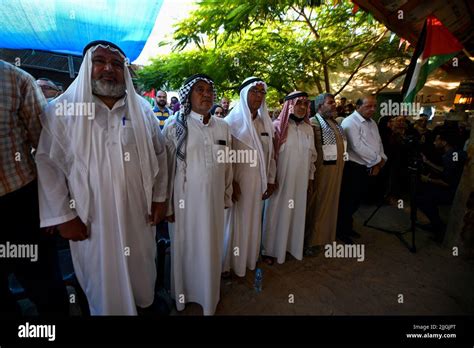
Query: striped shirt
0,60,46,196
153,106,173,129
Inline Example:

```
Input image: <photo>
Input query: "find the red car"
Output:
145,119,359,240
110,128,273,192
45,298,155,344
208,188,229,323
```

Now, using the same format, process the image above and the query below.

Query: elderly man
262,91,317,264
337,95,387,244
36,40,168,315
305,93,346,254
36,78,61,101
222,77,276,277
163,74,232,316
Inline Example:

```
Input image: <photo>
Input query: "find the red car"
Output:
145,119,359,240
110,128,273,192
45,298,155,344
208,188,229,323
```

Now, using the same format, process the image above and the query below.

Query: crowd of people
1,40,469,316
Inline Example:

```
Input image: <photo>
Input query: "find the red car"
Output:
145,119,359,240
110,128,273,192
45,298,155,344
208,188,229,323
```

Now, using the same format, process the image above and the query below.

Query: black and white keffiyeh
315,113,345,164
175,74,215,164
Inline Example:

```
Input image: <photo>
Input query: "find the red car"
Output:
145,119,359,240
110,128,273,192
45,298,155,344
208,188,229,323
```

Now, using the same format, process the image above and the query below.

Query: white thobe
36,96,168,315
262,120,317,263
163,111,232,316
223,116,276,277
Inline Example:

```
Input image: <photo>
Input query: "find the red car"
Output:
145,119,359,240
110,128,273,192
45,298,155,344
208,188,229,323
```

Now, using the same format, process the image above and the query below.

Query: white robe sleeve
224,125,233,208
36,128,77,227
267,139,277,185
162,120,176,216
151,117,168,203
309,133,317,180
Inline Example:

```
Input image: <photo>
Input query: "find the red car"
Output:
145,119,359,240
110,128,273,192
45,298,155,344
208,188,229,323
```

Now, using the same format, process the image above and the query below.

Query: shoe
417,223,436,232
303,247,315,257
348,230,361,238
221,271,231,279
262,256,275,265
337,235,354,245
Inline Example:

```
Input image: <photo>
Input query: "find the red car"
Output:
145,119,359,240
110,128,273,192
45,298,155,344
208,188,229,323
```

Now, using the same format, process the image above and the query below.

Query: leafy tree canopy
138,0,409,107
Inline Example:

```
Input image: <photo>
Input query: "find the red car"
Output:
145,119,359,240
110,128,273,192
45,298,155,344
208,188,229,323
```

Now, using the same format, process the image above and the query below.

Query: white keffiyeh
40,43,159,223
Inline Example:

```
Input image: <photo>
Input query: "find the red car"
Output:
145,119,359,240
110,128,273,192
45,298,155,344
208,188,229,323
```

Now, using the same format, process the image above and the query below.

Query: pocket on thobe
260,134,270,160
121,125,136,146
213,143,228,167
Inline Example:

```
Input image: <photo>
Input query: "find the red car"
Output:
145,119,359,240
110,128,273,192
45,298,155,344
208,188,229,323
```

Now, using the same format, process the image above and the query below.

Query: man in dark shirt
417,130,467,242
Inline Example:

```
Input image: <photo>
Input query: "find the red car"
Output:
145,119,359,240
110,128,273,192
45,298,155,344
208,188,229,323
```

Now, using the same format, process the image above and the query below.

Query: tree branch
325,34,380,62
375,67,408,94
291,5,320,39
334,29,388,96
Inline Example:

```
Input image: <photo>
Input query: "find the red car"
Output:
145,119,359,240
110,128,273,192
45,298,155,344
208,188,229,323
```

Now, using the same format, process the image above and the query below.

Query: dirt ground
172,203,474,315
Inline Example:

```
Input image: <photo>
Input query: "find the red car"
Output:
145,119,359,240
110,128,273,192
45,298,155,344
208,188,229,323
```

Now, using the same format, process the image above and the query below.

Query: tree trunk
323,63,330,93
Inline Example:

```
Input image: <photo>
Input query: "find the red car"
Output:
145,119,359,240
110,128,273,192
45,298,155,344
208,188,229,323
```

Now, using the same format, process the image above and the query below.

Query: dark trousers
0,180,69,316
336,161,370,237
155,221,170,291
417,183,454,230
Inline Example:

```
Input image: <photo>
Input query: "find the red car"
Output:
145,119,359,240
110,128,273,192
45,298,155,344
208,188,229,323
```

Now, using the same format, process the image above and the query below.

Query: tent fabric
0,0,163,62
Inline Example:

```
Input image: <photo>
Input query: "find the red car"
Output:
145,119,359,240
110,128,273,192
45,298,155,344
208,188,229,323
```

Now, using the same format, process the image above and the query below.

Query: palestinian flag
402,15,463,103
142,88,156,107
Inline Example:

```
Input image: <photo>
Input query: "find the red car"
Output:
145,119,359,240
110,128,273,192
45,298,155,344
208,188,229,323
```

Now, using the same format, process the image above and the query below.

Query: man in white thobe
36,41,168,315
163,74,232,315
223,77,277,277
262,91,317,264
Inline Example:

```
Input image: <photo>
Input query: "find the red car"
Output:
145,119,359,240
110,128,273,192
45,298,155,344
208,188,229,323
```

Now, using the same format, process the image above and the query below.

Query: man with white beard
262,91,317,264
163,74,232,315
222,77,276,277
36,40,168,315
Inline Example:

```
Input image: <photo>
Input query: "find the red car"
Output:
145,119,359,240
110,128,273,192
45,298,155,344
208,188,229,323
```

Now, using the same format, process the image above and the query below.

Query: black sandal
263,256,274,265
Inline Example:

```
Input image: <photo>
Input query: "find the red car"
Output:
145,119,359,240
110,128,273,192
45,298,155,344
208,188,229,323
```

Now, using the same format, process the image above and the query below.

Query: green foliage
137,0,409,107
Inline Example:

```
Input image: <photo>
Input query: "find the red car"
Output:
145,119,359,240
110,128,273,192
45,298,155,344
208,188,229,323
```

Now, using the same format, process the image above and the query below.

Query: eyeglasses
249,88,266,96
92,57,124,70
193,85,214,95
295,99,310,106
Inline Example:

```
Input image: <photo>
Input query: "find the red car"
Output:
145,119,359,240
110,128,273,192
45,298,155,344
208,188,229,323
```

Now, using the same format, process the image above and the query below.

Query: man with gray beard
305,93,347,252
35,41,168,315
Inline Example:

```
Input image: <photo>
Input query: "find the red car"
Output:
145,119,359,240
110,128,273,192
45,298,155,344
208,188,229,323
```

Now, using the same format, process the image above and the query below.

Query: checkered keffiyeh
315,114,345,161
273,92,310,161
175,74,215,163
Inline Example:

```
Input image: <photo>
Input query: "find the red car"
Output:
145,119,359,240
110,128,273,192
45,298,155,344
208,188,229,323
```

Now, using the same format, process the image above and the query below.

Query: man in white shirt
336,95,387,244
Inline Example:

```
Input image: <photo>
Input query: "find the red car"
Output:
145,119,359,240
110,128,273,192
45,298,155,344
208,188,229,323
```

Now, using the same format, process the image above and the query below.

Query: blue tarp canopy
0,0,163,61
